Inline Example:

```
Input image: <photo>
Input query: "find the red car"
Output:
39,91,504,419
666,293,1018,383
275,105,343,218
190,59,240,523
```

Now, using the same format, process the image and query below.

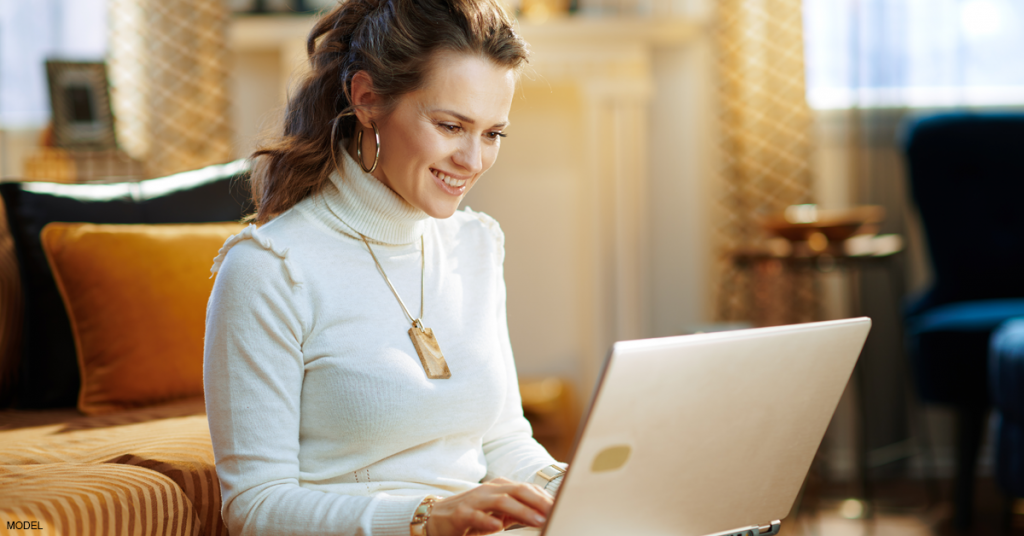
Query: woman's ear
350,71,378,128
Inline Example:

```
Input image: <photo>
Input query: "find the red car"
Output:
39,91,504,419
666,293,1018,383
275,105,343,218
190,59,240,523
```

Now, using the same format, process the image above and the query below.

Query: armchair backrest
901,113,1024,308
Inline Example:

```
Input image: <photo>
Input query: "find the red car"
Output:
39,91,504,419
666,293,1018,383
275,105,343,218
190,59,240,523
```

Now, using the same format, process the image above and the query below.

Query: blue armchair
901,112,1024,529
991,319,1024,500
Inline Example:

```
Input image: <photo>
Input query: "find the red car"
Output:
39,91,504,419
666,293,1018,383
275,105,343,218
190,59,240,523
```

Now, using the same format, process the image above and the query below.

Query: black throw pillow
0,160,252,409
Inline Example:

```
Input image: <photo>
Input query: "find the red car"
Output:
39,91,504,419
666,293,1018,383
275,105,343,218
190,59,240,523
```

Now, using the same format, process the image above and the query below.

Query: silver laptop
511,317,871,536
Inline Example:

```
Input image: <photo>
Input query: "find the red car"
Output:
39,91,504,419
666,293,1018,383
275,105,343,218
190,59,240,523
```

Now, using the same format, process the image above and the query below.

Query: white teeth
435,170,466,188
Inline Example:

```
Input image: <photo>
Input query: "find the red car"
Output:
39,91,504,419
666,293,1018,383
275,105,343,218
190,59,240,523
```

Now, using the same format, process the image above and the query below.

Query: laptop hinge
705,520,781,536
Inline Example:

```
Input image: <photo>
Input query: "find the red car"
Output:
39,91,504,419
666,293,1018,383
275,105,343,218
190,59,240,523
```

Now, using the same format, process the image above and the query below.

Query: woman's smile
430,168,470,194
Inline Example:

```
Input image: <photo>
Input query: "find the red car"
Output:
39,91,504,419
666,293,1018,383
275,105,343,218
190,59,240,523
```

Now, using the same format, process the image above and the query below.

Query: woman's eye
439,123,460,133
486,131,507,140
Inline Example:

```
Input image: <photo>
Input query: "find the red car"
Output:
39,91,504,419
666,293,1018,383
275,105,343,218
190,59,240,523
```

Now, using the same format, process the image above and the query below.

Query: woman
203,0,567,534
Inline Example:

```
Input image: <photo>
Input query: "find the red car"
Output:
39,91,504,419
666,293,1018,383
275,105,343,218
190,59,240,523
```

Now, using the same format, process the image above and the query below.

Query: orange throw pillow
41,222,244,415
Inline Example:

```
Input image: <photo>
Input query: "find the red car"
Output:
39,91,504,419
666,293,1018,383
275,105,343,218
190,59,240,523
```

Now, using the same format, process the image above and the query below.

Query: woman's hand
426,477,554,536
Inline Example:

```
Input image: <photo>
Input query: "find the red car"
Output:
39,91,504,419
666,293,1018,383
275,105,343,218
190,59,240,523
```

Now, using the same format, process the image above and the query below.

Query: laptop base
706,520,781,536
504,519,781,536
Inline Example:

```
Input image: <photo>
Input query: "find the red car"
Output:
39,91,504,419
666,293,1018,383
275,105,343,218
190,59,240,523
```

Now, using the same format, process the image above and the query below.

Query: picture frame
46,60,117,150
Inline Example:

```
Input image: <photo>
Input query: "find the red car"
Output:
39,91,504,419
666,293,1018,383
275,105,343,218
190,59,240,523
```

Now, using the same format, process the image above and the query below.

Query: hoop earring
356,121,380,174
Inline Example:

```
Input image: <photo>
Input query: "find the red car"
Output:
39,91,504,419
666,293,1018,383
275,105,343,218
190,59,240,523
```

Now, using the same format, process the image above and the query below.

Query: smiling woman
203,1,568,536
346,50,516,218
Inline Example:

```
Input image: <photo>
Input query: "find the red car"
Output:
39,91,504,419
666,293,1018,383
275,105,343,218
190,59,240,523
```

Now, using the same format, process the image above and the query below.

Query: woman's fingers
483,490,547,527
426,480,556,536
466,508,503,533
484,477,553,512
502,481,555,516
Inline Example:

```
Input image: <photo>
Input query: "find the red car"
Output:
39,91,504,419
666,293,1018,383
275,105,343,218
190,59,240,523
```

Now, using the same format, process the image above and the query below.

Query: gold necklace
324,202,452,380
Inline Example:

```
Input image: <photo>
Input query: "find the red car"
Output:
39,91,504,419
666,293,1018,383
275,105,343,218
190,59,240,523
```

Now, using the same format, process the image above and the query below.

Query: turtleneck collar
305,144,430,246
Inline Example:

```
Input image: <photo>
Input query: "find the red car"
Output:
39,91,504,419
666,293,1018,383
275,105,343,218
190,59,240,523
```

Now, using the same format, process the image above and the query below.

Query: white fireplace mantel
230,15,699,99
230,14,698,51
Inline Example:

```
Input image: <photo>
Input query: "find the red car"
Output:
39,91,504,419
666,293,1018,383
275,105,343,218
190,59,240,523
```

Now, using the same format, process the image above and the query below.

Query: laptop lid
538,317,871,536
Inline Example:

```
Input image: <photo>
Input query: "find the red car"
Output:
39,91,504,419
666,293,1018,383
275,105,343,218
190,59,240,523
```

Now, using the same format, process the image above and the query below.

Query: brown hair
247,0,529,223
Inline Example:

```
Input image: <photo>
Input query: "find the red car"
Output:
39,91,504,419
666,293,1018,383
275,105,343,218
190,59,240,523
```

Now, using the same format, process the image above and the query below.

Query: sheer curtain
714,0,818,326
108,0,232,178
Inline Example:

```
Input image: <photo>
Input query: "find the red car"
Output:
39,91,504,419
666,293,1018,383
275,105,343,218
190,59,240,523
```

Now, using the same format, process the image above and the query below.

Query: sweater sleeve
204,237,423,536
475,216,567,485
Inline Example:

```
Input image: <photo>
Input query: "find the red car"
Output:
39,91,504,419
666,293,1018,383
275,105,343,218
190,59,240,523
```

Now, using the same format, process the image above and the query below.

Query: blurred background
2,0,1024,534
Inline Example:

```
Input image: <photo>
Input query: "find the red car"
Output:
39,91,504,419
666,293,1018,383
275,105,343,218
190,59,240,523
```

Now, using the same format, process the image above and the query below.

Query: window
0,0,107,128
803,0,1024,108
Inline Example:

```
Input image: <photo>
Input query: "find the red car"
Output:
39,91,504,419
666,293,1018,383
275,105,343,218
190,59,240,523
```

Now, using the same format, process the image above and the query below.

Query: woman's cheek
482,147,499,172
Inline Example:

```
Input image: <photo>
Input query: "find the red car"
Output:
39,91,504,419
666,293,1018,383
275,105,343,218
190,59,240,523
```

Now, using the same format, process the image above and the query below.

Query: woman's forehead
409,51,515,124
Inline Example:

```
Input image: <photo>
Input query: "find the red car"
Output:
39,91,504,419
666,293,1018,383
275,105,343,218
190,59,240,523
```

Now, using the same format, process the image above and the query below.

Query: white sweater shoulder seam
210,222,304,287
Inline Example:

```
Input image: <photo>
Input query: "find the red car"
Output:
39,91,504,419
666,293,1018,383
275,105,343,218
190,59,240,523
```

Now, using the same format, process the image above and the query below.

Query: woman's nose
451,137,483,174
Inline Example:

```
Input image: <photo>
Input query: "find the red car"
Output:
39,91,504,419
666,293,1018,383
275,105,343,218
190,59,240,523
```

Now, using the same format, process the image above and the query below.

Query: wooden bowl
758,205,885,242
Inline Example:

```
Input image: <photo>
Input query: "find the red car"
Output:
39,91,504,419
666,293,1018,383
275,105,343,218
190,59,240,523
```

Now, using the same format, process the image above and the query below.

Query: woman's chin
403,179,471,218
396,192,462,218
422,201,463,219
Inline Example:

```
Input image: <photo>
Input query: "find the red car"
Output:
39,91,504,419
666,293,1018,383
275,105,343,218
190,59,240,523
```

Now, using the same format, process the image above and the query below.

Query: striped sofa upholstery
0,463,200,536
0,397,225,536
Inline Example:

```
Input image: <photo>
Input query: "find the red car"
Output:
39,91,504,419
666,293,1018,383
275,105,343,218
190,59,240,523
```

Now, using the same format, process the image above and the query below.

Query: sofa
0,162,577,535
1,398,224,535
0,161,251,536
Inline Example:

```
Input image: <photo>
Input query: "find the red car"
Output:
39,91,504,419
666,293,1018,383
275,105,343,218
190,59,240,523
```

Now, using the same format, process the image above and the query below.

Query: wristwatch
534,464,566,495
410,495,442,536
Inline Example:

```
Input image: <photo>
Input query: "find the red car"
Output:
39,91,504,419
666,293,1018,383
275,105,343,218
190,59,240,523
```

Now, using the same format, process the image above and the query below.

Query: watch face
537,464,565,482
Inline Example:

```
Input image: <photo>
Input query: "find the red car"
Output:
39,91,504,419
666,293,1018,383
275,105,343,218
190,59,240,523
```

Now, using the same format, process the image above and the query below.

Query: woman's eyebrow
431,108,508,128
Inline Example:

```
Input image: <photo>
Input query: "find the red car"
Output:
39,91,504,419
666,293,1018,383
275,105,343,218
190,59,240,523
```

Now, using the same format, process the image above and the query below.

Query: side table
727,234,939,519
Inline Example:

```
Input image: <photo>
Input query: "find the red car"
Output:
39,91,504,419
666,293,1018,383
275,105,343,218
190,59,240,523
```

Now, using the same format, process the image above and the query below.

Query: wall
0,129,43,179
648,36,716,339
459,82,587,383
229,49,284,159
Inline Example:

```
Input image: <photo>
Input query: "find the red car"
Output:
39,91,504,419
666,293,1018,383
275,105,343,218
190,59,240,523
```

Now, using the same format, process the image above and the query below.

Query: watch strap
410,495,442,536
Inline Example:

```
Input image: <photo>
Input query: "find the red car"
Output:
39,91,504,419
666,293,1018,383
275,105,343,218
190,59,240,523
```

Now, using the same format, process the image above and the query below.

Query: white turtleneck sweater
203,149,564,536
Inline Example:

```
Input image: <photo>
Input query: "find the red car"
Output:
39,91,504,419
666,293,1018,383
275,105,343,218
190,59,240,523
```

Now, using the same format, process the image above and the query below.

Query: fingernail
534,514,547,525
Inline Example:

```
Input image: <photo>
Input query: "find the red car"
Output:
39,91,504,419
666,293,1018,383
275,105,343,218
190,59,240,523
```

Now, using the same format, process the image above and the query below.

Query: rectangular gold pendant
408,326,452,379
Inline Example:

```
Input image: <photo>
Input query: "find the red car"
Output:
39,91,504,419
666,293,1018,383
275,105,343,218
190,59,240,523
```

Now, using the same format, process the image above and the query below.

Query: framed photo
46,61,117,150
